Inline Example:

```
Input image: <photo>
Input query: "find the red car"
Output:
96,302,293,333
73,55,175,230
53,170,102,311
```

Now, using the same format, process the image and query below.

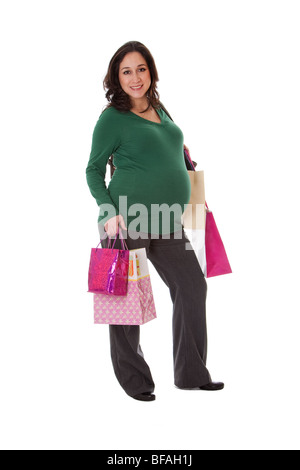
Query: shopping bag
205,203,232,278
182,170,206,230
182,150,232,278
94,248,157,325
182,168,207,275
88,229,129,296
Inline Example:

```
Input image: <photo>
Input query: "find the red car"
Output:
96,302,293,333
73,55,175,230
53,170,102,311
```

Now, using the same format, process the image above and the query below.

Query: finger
120,219,127,230
118,215,127,230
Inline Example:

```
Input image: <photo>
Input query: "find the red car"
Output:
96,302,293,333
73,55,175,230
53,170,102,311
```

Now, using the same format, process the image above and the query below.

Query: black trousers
99,225,211,397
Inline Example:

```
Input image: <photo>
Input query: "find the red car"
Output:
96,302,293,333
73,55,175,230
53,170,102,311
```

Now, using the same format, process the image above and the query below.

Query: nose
131,71,142,83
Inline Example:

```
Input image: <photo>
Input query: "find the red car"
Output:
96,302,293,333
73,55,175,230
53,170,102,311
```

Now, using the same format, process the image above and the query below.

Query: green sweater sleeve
86,109,120,221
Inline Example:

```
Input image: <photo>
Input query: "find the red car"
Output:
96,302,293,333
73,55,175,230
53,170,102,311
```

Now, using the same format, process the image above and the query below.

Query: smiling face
118,51,152,108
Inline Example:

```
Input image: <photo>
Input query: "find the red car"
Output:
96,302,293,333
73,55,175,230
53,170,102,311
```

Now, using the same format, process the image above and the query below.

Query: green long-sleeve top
86,105,191,235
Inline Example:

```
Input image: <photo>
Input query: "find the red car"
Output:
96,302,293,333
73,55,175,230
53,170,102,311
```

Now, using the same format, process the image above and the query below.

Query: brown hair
103,41,161,114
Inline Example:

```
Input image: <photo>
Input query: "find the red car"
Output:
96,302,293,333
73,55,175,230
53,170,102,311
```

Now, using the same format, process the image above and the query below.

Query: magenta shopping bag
205,203,232,278
88,229,129,296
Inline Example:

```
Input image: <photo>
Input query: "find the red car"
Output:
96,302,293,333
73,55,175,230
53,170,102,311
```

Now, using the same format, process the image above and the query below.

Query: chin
128,90,147,98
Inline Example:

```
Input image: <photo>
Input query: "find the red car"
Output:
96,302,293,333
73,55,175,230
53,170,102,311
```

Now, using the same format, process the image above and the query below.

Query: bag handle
96,227,128,251
184,148,196,171
205,202,211,213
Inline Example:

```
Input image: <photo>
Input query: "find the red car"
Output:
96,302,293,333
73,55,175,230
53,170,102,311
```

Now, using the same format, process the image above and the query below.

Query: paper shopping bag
182,170,206,230
205,204,232,278
94,248,157,325
182,170,207,275
181,147,232,278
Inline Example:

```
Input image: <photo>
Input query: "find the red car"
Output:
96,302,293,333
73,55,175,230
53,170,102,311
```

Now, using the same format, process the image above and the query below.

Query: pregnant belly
109,168,191,209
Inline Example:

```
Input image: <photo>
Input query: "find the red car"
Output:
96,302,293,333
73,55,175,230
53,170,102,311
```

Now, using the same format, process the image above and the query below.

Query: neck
130,97,150,113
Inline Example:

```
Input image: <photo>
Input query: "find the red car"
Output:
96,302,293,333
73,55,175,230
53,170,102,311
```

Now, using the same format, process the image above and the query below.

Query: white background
0,0,299,451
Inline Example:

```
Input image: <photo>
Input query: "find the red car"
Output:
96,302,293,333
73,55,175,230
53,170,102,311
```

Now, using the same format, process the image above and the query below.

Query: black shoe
199,382,224,391
133,392,156,402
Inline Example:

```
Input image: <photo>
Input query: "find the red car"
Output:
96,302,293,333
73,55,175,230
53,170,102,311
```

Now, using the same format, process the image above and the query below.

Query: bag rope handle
96,227,129,251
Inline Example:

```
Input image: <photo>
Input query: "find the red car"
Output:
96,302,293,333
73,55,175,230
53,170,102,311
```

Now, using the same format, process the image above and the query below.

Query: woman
86,41,224,401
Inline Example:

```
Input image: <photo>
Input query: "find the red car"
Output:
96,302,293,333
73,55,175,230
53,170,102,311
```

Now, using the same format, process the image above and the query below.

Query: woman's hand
104,215,127,238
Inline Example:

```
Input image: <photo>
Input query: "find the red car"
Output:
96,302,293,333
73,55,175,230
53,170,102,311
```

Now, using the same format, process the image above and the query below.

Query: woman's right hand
104,215,127,238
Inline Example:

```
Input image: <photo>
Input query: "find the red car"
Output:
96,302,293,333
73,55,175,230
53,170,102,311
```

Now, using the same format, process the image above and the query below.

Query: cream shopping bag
182,170,207,275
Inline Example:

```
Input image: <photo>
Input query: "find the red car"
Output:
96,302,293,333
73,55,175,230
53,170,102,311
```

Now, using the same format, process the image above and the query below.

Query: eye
123,68,147,75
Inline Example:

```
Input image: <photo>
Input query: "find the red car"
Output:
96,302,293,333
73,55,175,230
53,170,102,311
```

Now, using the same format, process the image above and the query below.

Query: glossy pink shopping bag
88,229,129,296
205,203,232,278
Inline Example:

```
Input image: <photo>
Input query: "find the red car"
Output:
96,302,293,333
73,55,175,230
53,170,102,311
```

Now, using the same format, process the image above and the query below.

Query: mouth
130,85,143,91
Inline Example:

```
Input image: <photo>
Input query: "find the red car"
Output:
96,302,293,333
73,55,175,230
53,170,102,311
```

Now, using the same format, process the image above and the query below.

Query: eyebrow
121,64,147,70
